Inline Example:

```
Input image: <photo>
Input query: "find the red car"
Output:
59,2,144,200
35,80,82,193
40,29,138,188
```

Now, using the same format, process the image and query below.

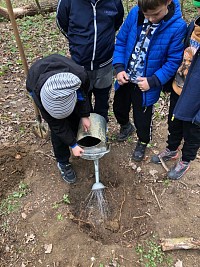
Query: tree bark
0,0,57,19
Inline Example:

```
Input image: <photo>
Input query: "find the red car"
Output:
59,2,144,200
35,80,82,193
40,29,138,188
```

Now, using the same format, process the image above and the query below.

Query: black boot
132,141,147,162
117,122,135,142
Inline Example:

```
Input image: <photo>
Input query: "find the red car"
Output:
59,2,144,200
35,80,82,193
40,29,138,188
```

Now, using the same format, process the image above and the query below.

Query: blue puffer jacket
173,47,200,125
56,0,124,71
113,0,187,106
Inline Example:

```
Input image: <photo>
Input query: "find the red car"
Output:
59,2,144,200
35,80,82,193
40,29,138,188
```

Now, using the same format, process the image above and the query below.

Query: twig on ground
35,150,55,160
132,215,146,219
150,187,162,210
179,181,188,189
161,188,166,196
145,211,152,218
118,184,126,223
72,217,95,229
107,188,118,204
159,156,169,172
123,229,133,235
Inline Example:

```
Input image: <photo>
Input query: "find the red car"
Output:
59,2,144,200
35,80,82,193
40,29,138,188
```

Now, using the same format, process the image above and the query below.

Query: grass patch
0,182,29,216
136,237,173,267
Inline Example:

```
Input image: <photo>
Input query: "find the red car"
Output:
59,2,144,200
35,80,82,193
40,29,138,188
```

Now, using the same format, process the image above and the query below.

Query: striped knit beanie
193,0,200,7
40,73,81,119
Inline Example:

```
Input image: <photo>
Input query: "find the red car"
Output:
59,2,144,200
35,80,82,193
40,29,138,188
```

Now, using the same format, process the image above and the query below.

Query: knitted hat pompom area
40,72,81,119
193,0,200,8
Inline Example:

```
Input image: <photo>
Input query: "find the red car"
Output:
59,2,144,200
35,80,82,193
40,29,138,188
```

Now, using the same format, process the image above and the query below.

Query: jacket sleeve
154,23,187,85
75,77,91,118
113,9,135,65
40,108,77,147
194,110,200,126
56,0,70,38
114,0,124,31
76,97,90,118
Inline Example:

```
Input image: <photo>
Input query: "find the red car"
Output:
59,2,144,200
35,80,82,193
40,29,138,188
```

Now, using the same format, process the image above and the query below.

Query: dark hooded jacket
56,0,124,71
26,54,90,147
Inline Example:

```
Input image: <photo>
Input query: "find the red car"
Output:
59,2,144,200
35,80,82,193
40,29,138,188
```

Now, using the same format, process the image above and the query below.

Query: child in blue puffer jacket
113,0,187,162
152,1,200,180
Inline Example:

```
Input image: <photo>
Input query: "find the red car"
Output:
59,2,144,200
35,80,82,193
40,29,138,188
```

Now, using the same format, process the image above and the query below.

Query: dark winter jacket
113,0,187,107
56,0,124,71
173,46,200,126
26,54,90,147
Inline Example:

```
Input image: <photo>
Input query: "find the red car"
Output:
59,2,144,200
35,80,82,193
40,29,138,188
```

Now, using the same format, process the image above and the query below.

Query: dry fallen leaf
149,169,158,177
44,243,53,254
21,212,27,219
25,233,35,243
15,153,22,159
175,259,183,267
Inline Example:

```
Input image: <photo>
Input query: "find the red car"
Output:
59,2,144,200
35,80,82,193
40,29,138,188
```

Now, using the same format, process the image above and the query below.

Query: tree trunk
0,0,57,19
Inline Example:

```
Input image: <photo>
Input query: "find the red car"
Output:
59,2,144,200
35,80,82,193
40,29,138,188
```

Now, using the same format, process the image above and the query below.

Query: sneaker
167,160,190,180
117,122,135,142
57,163,76,184
132,141,147,162
151,148,179,164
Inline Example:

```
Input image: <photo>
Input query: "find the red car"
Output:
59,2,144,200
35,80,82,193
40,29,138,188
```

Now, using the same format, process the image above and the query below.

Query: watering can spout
92,182,105,191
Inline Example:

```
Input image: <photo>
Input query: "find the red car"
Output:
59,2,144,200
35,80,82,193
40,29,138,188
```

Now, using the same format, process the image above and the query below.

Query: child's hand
137,77,150,91
117,71,129,85
81,117,90,132
72,145,84,156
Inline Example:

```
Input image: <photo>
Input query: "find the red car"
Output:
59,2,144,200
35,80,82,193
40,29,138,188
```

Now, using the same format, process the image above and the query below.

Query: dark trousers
88,85,111,122
113,83,153,144
50,111,80,164
167,90,200,162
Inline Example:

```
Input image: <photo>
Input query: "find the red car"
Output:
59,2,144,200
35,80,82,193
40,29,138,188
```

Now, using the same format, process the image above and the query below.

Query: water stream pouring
77,113,110,191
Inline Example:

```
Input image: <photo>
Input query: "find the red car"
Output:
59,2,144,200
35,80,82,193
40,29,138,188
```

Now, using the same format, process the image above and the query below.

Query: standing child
152,1,200,180
56,0,124,122
113,0,187,161
26,54,91,184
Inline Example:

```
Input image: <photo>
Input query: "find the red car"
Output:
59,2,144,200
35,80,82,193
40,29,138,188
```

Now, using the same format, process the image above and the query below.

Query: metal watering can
77,113,110,190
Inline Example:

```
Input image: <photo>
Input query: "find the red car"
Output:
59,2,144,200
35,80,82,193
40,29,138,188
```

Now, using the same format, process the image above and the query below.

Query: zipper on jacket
91,0,100,70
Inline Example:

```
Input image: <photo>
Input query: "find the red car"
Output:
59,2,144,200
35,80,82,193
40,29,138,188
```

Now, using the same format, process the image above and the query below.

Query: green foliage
127,136,133,143
108,111,114,117
52,194,70,210
108,133,117,141
62,194,70,204
163,179,171,187
0,182,29,216
136,238,173,267
1,12,67,76
57,213,63,221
